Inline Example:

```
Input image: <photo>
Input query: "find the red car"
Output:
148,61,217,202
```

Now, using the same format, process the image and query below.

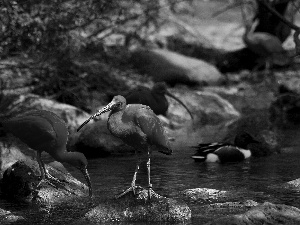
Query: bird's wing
135,106,171,153
192,142,229,152
3,115,56,150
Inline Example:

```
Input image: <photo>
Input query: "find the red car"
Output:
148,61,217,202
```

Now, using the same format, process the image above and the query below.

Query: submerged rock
181,188,229,203
206,202,300,225
75,186,191,223
285,178,300,190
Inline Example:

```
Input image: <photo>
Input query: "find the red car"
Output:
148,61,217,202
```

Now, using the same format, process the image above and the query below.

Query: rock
0,93,89,132
167,89,240,125
74,186,191,223
206,202,300,225
269,93,300,128
285,178,300,189
203,82,276,115
224,111,271,140
0,160,90,204
73,120,134,158
198,200,259,222
166,34,223,65
0,208,24,225
222,112,281,156
181,188,229,203
0,142,29,178
182,188,232,201
130,48,224,86
0,160,40,203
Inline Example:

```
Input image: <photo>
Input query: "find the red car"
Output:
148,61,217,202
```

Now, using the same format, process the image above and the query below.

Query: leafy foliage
0,0,170,57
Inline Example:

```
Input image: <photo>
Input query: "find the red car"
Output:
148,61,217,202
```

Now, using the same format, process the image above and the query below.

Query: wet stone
75,186,191,223
0,160,90,205
205,202,300,225
0,208,24,225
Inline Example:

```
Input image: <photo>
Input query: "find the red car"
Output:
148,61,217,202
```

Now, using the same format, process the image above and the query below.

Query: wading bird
2,110,93,197
77,95,172,199
125,82,193,120
241,8,288,73
191,132,259,163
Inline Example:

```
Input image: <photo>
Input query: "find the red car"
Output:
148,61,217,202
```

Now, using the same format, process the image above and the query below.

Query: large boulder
74,186,191,224
73,120,134,158
0,93,89,132
167,89,240,125
130,48,224,86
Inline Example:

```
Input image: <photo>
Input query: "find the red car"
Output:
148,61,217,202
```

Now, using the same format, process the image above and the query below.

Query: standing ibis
2,110,93,197
241,7,288,72
125,82,193,120
191,132,259,163
77,95,172,199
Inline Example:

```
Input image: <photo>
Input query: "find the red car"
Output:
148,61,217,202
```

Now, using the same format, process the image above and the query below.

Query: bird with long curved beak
78,95,172,200
3,110,93,197
125,82,194,121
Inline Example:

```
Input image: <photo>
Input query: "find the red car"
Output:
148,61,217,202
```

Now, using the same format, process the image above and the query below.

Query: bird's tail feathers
191,155,206,162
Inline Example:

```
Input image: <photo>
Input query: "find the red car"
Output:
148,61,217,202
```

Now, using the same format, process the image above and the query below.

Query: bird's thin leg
36,152,77,195
147,151,152,200
36,151,61,183
115,159,141,199
36,151,46,187
131,160,140,194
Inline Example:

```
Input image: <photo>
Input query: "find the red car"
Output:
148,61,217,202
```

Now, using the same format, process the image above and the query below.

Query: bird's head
234,131,259,149
69,153,93,197
152,82,194,122
77,95,127,132
152,82,168,95
101,95,127,113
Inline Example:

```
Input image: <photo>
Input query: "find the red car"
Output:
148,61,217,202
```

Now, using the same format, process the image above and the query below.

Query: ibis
77,95,172,199
125,82,193,120
241,6,288,72
2,110,93,197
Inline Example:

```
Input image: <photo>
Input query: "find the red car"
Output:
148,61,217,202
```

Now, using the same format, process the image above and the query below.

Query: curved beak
80,167,93,197
77,101,116,132
165,91,194,121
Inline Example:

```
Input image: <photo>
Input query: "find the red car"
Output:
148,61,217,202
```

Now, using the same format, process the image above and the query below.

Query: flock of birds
1,15,290,199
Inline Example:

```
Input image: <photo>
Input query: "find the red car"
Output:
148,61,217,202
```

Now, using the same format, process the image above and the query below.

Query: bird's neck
108,111,124,137
51,148,78,165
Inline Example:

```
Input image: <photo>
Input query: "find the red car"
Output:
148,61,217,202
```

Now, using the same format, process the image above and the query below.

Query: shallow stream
2,122,300,224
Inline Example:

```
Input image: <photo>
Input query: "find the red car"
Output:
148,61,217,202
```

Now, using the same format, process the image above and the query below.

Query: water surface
3,124,300,224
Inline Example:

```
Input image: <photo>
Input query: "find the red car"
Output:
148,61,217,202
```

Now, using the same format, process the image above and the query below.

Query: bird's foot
115,185,137,199
36,173,76,195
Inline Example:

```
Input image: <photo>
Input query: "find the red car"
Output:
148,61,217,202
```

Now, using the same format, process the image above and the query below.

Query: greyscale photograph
1,0,300,224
